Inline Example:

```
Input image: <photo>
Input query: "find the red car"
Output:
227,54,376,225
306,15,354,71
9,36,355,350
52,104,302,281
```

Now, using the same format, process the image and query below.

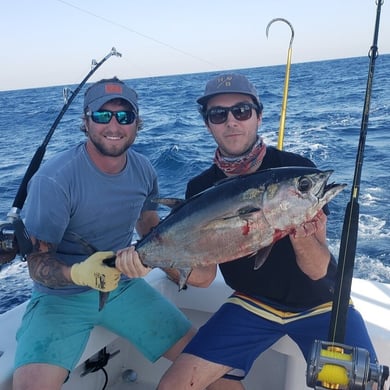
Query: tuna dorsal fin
252,245,274,270
153,198,184,209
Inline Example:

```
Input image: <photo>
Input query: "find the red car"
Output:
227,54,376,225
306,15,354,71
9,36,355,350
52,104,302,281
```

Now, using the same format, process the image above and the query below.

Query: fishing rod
0,47,122,263
266,18,294,150
306,1,389,389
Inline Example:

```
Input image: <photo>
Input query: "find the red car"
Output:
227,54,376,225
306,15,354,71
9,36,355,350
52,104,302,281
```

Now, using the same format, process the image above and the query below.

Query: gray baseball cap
197,73,261,108
84,77,138,113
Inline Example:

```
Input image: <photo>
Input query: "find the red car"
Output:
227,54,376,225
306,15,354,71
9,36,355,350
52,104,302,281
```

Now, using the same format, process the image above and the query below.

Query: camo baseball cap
84,77,138,113
197,73,262,108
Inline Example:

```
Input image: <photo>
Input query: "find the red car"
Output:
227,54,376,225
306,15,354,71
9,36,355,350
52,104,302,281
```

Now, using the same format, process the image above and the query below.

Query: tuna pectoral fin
203,211,261,231
237,206,262,216
252,245,274,270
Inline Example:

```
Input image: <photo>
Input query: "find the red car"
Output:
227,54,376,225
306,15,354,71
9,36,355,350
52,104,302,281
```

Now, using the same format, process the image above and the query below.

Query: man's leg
158,353,244,390
13,363,68,390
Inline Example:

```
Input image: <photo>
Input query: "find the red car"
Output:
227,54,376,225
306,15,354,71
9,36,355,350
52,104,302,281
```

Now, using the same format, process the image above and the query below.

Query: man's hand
291,210,327,239
70,251,120,292
115,246,152,278
289,210,330,279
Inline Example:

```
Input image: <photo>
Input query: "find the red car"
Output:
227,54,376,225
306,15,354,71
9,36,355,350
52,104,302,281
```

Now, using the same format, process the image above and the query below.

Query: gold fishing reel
306,340,389,390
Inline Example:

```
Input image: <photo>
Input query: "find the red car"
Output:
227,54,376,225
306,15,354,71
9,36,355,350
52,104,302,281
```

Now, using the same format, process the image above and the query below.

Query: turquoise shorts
15,278,191,371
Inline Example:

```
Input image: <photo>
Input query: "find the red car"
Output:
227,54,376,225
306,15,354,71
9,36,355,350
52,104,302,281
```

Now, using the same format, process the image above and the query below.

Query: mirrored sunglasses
206,103,258,125
87,110,136,125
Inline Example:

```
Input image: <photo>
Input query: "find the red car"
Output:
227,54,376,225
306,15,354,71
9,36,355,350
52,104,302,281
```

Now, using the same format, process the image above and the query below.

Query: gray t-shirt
24,142,159,294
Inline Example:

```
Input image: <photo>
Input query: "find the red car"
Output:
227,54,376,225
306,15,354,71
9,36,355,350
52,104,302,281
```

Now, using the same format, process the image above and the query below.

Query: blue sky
1,0,389,91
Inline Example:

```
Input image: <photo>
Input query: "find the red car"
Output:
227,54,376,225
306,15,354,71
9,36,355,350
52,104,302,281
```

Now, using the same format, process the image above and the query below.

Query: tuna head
261,169,347,231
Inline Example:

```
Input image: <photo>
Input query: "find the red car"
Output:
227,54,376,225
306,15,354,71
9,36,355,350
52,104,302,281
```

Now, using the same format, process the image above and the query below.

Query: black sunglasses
87,110,136,125
206,103,258,125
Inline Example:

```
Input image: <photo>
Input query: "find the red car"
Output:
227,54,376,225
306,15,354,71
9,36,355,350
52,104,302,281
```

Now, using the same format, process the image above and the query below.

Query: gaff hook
266,18,295,47
266,18,295,150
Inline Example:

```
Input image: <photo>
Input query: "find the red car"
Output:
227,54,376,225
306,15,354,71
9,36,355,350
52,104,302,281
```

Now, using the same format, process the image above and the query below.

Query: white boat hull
1,269,389,389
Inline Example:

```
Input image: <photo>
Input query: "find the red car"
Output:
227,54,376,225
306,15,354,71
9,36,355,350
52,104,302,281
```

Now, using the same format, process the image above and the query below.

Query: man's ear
257,112,262,125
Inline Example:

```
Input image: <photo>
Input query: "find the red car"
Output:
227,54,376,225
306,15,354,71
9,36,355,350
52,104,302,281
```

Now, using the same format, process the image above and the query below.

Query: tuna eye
298,177,312,193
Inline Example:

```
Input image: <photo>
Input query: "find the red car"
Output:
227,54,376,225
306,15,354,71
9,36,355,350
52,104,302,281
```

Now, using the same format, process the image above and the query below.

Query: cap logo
216,76,233,89
105,84,123,94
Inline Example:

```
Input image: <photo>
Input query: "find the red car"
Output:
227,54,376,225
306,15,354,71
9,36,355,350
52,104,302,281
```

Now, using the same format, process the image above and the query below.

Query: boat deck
1,271,390,390
64,309,300,390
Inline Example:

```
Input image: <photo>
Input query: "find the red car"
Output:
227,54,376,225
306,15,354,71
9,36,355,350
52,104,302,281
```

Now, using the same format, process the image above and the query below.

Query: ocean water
0,55,389,314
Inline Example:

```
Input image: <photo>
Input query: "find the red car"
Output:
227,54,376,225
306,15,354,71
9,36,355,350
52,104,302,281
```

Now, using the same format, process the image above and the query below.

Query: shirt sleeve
24,173,70,244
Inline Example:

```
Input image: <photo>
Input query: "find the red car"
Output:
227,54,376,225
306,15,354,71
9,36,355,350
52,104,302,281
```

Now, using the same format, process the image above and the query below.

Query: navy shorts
183,297,377,380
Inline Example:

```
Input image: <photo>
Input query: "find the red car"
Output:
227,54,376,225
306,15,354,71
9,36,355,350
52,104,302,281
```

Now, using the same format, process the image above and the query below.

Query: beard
88,133,134,157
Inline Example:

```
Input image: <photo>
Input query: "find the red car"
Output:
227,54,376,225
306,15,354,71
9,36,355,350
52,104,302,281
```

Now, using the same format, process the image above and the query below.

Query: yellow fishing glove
70,251,120,292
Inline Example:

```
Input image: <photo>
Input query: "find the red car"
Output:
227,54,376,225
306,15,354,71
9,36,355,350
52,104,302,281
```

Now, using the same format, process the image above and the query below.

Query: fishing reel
0,208,32,265
307,340,389,390
0,221,18,264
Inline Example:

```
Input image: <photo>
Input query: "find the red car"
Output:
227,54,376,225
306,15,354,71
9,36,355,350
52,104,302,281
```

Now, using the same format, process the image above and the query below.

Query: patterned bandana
214,136,267,175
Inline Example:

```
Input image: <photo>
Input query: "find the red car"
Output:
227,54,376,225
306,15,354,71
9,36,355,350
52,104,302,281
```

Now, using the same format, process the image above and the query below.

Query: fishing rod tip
111,47,122,57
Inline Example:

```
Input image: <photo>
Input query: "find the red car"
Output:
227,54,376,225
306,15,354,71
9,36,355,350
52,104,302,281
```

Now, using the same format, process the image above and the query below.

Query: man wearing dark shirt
157,73,377,390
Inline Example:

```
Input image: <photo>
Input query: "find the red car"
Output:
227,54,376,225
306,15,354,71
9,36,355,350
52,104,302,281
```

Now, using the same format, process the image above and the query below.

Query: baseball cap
84,77,138,113
197,73,261,108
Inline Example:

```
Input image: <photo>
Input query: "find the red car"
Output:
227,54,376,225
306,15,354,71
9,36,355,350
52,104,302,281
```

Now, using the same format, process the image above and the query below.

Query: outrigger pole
266,18,294,150
1,48,121,260
306,1,389,389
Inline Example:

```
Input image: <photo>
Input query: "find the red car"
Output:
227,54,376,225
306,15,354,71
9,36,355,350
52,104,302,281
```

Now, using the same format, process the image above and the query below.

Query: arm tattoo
27,240,72,288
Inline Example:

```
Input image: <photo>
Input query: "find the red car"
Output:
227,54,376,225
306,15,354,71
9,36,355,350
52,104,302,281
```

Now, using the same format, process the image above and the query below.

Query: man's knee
13,363,68,390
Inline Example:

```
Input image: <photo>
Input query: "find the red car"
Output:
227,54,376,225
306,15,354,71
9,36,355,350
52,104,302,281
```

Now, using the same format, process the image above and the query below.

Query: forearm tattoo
27,240,72,288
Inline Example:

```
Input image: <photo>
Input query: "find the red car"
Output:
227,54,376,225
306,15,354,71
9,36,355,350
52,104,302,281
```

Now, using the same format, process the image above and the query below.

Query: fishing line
55,0,218,68
266,18,295,151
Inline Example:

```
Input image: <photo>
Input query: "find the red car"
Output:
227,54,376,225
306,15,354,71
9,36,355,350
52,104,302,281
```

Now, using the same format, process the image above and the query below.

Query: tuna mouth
312,170,346,200
324,182,341,192
320,174,347,200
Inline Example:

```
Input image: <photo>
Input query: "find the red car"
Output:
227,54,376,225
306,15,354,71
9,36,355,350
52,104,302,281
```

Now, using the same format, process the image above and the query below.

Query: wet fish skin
128,166,346,288
104,167,346,288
